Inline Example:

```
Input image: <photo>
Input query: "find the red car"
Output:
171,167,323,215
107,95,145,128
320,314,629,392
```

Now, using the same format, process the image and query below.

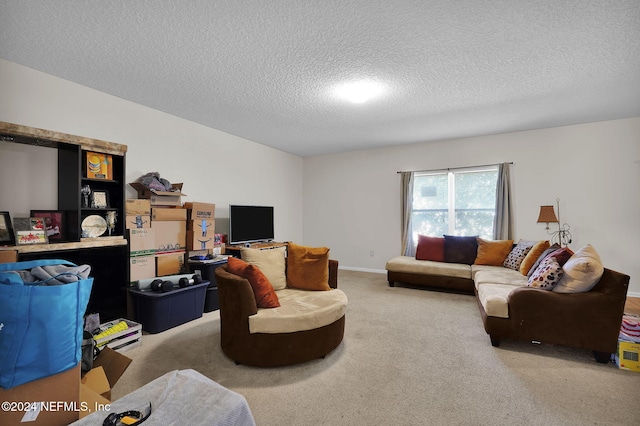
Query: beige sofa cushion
249,288,348,334
385,256,472,280
474,267,527,318
473,267,527,289
476,283,519,319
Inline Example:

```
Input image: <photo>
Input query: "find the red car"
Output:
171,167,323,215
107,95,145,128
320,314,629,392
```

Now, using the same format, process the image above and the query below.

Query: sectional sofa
385,236,630,362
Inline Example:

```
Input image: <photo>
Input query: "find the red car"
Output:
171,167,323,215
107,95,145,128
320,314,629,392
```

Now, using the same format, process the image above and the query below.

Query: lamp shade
537,205,558,223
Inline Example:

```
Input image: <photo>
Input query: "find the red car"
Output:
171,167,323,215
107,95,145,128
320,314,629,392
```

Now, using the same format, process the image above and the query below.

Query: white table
73,369,256,426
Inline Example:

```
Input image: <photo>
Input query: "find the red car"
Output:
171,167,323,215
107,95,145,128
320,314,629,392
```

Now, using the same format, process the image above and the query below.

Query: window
411,166,498,243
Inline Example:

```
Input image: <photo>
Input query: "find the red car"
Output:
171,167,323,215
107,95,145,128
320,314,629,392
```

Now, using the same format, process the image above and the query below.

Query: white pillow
527,256,563,290
240,247,287,290
552,244,604,293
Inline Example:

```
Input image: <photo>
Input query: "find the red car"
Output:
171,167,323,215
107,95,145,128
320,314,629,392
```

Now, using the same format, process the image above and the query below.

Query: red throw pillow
227,257,280,308
544,247,574,266
415,235,445,262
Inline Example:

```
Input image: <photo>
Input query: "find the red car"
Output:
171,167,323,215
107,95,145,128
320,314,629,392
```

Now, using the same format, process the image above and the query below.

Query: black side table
187,257,228,312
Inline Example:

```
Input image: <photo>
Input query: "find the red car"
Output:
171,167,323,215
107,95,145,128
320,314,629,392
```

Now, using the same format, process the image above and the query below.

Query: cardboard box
85,151,113,180
81,347,132,403
188,218,215,232
125,215,151,229
213,244,225,256
156,251,186,276
0,249,18,263
615,340,640,372
130,255,156,282
0,364,80,426
126,198,151,215
184,202,215,220
187,230,215,250
128,228,156,256
152,207,187,221
129,182,186,206
152,220,186,252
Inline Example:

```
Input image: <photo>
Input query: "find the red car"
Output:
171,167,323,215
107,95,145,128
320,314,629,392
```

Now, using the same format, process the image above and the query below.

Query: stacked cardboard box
129,181,188,277
151,207,187,276
127,199,155,282
184,202,216,252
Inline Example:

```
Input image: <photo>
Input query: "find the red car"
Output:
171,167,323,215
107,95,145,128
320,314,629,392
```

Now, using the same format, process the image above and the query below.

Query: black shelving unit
1,121,130,321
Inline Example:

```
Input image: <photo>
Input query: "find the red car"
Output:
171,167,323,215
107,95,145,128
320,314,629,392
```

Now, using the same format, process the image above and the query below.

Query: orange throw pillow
286,243,331,291
227,257,280,308
474,238,514,266
519,240,551,275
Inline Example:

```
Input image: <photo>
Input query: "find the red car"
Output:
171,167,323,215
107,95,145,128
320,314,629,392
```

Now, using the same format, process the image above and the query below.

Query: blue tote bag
0,259,93,389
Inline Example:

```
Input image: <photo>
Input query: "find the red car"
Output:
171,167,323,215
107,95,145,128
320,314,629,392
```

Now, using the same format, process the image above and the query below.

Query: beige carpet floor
112,270,639,425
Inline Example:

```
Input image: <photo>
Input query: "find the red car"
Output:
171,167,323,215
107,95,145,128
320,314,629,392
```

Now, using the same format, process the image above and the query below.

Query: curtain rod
396,161,513,174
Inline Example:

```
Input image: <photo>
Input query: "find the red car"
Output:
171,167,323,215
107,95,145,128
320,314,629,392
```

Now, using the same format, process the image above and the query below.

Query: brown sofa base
474,268,630,362
387,270,475,294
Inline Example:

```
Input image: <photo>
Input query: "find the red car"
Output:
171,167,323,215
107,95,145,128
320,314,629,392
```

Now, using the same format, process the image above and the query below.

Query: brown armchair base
216,261,345,367
224,316,345,367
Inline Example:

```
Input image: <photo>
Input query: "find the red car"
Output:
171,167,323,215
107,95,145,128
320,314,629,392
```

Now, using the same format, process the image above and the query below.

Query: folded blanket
11,264,91,286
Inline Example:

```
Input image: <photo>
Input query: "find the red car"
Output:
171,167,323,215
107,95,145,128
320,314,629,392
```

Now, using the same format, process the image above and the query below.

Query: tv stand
225,241,287,258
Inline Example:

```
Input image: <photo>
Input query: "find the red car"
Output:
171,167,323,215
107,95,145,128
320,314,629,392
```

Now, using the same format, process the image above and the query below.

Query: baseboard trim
627,291,640,298
339,266,386,275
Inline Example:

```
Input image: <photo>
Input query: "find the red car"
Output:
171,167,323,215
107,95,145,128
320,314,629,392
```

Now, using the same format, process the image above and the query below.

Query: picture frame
30,210,66,241
13,216,48,245
92,190,109,209
0,211,16,246
85,151,113,180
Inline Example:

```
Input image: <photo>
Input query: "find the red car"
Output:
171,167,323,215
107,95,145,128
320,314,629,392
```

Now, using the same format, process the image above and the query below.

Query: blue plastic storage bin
129,281,209,333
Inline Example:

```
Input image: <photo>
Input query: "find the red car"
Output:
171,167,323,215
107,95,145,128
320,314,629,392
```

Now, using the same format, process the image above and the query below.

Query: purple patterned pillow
503,240,534,270
527,256,564,290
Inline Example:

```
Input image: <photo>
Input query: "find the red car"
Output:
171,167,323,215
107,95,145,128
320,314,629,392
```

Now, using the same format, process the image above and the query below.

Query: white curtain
401,171,415,256
493,162,514,240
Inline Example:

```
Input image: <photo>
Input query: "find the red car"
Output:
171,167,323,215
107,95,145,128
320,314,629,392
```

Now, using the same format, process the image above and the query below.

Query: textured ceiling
1,1,639,156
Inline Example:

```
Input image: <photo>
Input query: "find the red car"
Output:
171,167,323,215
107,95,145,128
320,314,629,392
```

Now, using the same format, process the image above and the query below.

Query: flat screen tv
229,205,275,245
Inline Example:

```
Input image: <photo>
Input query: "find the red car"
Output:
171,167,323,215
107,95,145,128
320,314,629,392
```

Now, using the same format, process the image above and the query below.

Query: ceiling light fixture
333,80,387,104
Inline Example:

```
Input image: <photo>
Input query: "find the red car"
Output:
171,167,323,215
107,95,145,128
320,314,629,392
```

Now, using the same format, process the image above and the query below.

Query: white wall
0,59,304,242
2,58,638,295
303,117,640,295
